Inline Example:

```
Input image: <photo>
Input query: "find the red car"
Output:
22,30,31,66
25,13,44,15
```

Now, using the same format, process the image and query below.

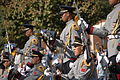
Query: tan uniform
67,54,97,80
22,35,40,56
91,3,120,58
24,63,46,80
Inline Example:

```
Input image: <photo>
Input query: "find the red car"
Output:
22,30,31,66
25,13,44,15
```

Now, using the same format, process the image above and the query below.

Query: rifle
73,2,91,64
35,30,56,80
5,28,12,54
35,29,57,52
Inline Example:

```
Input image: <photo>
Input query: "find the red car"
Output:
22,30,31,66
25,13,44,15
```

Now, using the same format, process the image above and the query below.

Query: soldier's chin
31,61,35,64
74,53,79,56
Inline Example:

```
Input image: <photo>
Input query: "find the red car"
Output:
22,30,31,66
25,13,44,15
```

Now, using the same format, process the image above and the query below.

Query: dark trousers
108,55,117,80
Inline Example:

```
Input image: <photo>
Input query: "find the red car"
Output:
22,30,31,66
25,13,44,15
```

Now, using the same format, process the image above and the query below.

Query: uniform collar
69,58,77,61
35,62,42,67
66,19,74,25
114,3,120,8
29,35,34,39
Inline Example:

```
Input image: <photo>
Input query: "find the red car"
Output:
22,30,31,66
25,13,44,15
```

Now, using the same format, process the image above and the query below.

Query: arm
67,64,75,79
86,26,108,38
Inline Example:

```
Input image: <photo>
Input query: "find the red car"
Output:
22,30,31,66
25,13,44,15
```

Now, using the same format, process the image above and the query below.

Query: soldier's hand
112,22,116,28
44,68,52,76
19,61,25,68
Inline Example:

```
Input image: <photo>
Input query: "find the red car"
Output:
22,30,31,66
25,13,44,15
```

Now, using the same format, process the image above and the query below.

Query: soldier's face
25,29,33,37
32,56,40,64
73,44,83,56
61,12,70,22
108,0,120,5
4,60,11,68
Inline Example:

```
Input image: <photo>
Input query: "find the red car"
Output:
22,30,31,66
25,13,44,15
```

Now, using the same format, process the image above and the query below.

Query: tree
0,0,112,50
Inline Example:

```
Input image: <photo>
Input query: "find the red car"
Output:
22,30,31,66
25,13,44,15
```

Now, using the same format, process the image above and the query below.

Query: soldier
21,24,40,56
54,5,88,75
87,0,120,79
53,5,81,75
0,56,11,80
22,50,48,80
59,5,80,58
21,24,40,64
67,37,97,80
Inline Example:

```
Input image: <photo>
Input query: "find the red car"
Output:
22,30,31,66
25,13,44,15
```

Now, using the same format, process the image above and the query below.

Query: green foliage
0,0,112,49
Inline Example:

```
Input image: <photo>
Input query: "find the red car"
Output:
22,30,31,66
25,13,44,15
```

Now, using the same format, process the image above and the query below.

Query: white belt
108,35,120,39
24,57,30,59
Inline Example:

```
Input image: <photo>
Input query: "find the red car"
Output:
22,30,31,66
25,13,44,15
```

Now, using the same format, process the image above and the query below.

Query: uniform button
108,17,111,19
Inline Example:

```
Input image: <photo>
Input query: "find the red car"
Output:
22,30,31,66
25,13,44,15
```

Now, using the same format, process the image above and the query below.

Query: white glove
52,59,59,65
116,53,120,63
69,62,74,68
17,66,26,76
77,18,88,29
44,68,52,76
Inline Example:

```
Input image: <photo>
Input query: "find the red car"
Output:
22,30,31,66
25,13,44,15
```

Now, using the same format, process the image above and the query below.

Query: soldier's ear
66,12,70,16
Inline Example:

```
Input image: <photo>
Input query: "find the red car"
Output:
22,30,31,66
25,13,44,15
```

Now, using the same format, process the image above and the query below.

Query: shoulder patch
72,23,80,31
80,68,87,72
37,65,45,72
33,72,37,75
32,39,38,45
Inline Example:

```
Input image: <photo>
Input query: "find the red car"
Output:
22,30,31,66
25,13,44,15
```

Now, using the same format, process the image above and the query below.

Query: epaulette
32,39,38,45
37,65,45,72
11,49,16,57
72,22,80,31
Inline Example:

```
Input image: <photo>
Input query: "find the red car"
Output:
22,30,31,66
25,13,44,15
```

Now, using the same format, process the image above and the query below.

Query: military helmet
72,36,83,46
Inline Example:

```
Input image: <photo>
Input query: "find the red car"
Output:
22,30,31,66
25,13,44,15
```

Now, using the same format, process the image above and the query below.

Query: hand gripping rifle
73,2,92,64
35,30,56,80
